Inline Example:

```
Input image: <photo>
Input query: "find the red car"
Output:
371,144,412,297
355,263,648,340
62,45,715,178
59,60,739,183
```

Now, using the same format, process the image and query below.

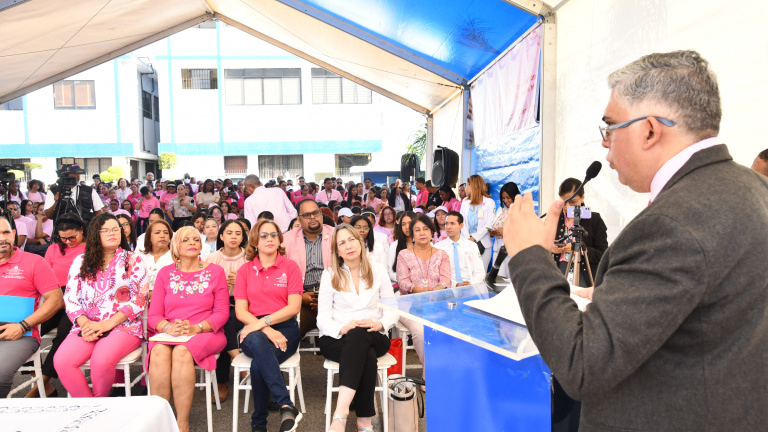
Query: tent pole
539,15,557,214
426,115,434,182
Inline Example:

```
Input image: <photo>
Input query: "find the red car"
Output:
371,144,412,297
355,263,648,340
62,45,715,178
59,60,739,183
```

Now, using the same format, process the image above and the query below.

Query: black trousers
216,299,244,383
41,287,72,378
319,328,391,417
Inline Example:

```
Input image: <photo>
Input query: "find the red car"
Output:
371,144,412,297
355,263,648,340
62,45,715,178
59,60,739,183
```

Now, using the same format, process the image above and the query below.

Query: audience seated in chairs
396,214,451,380
53,213,148,397
234,219,303,432
135,220,174,301
147,226,229,432
317,224,398,432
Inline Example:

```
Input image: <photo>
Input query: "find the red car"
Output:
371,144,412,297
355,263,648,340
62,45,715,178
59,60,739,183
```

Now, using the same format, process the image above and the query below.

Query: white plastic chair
299,328,321,353
231,351,306,432
8,325,46,398
195,355,221,432
324,353,397,432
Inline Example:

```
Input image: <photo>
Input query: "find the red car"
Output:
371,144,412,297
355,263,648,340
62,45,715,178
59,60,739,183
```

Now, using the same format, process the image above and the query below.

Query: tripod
563,206,594,287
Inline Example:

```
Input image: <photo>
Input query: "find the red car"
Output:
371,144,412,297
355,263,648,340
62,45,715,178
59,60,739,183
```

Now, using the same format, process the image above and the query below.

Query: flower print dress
146,263,230,370
63,248,149,339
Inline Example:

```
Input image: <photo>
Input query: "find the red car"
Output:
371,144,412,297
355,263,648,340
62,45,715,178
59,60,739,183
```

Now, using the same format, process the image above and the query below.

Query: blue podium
380,284,551,431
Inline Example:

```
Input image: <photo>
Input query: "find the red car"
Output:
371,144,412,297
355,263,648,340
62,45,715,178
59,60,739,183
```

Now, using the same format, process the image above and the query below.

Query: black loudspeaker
432,146,459,188
400,154,420,182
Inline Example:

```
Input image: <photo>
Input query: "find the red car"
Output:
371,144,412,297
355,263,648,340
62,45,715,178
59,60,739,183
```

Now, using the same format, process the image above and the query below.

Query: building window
53,80,96,109
153,95,159,122
224,156,248,175
181,69,218,90
312,69,372,104
224,68,301,105
335,153,371,177
142,91,152,119
56,157,112,181
258,155,303,180
0,97,22,111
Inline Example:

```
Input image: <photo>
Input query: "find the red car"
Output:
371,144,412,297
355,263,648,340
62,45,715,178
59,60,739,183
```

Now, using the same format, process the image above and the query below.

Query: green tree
159,152,178,170
99,165,127,182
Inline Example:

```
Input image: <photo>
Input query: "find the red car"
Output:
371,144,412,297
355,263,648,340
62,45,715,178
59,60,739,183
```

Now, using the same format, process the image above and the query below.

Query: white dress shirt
435,236,486,286
459,197,496,248
387,239,401,283
370,233,389,268
135,249,174,290
316,262,399,339
244,186,298,232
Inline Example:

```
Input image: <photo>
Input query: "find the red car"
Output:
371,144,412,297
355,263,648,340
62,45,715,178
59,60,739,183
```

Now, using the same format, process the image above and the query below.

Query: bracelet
162,322,172,333
19,320,30,332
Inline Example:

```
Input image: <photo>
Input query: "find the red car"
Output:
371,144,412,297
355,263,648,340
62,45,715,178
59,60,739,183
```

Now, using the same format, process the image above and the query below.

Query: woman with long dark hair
350,215,388,268
195,179,219,209
375,206,396,241
53,213,149,397
116,214,137,252
386,211,415,283
24,214,87,398
487,182,522,281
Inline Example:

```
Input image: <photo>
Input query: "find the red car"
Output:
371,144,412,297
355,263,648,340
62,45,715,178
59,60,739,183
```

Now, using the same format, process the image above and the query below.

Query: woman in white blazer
459,175,496,270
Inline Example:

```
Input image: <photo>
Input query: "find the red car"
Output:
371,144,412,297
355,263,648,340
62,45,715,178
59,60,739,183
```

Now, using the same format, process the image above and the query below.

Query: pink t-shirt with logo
0,248,59,340
138,196,161,218
234,254,303,317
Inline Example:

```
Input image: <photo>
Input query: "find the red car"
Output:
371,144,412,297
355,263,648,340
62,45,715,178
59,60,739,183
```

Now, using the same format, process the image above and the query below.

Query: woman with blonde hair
459,174,496,269
234,219,303,432
146,226,229,432
317,224,398,432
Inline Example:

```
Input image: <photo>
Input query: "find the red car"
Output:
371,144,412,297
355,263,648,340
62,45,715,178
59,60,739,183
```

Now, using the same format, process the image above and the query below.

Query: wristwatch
264,315,272,326
197,322,204,333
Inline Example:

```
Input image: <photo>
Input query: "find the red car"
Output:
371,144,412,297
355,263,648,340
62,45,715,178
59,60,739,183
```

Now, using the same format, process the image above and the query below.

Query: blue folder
0,295,35,337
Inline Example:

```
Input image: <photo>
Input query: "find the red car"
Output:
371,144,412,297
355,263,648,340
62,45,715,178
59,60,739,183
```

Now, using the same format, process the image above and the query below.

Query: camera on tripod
0,165,18,184
50,158,87,222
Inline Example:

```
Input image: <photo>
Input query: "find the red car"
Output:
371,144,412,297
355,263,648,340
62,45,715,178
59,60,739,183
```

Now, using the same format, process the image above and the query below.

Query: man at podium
504,50,768,431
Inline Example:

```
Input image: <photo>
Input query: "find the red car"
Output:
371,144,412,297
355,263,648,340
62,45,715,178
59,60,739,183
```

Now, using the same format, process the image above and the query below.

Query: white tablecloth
0,395,179,432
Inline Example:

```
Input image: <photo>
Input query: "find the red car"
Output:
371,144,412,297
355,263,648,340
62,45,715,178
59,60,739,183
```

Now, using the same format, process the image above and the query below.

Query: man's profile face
601,91,651,193
751,157,768,178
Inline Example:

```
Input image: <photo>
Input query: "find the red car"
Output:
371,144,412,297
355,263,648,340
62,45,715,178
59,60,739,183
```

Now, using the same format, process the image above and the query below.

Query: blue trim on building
216,21,224,144
166,38,175,144
2,143,133,158
113,60,122,144
156,55,298,60
159,140,382,156
22,95,29,145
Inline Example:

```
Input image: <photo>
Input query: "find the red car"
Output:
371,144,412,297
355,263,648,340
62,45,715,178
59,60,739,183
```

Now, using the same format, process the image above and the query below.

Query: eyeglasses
60,235,79,243
299,210,322,220
599,116,676,141
353,225,370,231
119,222,130,228
258,232,280,239
98,227,121,235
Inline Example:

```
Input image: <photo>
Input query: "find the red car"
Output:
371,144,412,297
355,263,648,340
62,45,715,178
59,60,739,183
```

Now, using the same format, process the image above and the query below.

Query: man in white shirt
315,178,343,204
435,211,485,287
243,174,297,232
43,164,105,224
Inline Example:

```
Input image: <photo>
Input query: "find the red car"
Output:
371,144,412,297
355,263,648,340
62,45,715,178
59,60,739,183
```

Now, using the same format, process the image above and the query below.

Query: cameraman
551,178,608,287
44,164,105,224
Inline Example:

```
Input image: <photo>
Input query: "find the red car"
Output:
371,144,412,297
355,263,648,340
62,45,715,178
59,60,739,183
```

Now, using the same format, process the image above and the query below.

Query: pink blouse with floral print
63,248,149,338
395,248,451,295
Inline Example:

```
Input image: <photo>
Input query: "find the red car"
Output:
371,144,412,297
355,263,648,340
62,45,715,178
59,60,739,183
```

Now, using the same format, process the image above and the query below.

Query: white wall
554,0,768,241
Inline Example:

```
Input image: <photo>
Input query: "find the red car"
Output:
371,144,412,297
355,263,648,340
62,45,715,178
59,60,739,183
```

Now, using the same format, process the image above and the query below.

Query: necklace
414,246,433,287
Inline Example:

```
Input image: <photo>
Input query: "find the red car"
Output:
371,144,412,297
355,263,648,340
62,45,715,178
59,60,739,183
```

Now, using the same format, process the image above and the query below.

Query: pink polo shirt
44,243,86,287
649,137,719,203
0,248,59,340
234,254,303,317
138,196,161,218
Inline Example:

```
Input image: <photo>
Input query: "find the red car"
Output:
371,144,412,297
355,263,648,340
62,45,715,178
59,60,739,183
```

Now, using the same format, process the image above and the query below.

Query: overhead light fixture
0,0,32,13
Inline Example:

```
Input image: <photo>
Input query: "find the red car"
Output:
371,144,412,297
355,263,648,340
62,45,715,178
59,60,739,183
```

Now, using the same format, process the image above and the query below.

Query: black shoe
279,405,302,432
251,426,267,432
108,387,126,397
268,400,279,411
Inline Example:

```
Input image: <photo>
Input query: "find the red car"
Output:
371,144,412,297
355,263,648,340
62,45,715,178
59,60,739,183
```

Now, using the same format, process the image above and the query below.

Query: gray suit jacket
508,145,768,431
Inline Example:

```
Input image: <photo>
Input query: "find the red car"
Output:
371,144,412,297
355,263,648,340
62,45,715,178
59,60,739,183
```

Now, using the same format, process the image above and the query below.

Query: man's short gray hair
608,50,721,141
244,174,261,186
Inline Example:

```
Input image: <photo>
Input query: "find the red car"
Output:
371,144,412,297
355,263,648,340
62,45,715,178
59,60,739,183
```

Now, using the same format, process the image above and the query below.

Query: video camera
51,158,85,197
0,165,19,184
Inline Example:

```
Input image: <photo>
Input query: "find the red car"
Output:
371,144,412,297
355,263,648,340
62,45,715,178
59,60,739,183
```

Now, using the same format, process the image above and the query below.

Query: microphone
564,161,602,204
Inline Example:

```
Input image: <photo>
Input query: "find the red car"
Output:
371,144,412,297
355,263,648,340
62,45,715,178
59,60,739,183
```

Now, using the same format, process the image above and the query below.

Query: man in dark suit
504,50,768,431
